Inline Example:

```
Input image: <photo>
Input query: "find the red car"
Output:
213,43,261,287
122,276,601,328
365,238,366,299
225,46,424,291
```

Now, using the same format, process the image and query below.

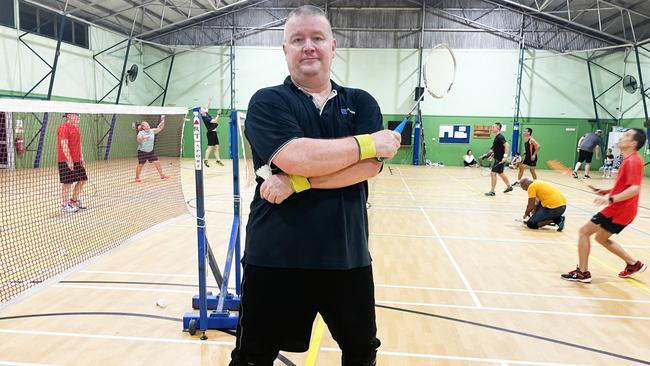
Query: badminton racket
393,44,457,134
546,160,597,192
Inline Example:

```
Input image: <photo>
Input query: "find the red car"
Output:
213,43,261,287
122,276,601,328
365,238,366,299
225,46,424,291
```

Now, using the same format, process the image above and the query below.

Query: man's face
67,114,80,124
492,125,501,134
282,15,336,82
523,129,530,138
617,129,636,150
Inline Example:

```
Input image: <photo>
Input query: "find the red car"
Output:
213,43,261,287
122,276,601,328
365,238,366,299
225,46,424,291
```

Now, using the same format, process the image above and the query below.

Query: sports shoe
584,174,591,179
503,185,514,193
216,160,224,166
484,191,496,196
561,267,592,283
135,178,142,183
62,203,79,213
71,199,87,210
203,160,210,167
512,181,519,186
618,261,647,278
556,216,565,232
572,171,578,178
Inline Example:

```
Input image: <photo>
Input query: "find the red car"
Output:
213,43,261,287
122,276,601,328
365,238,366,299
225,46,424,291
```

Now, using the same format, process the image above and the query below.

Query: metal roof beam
487,0,629,44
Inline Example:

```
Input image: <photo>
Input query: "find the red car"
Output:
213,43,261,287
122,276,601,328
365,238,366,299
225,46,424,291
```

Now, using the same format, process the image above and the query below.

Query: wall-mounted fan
126,64,138,84
623,74,638,94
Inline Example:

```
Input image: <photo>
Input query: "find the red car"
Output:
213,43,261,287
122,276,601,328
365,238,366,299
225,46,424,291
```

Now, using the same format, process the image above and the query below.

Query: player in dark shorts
135,117,169,183
518,127,540,181
200,102,223,167
485,122,513,196
573,129,602,179
562,128,647,283
57,113,88,213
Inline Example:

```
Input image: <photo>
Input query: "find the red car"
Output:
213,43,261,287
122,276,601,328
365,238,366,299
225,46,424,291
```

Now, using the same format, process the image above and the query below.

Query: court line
399,175,415,200
370,232,650,249
0,362,61,366
304,315,325,366
375,300,650,321
53,284,196,294
375,284,650,305
419,207,482,307
320,347,591,366
441,170,483,194
376,304,650,365
0,328,235,346
53,282,650,308
81,270,195,278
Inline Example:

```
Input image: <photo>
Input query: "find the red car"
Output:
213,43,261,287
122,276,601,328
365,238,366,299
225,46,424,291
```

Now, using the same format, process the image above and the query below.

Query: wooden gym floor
1,160,649,366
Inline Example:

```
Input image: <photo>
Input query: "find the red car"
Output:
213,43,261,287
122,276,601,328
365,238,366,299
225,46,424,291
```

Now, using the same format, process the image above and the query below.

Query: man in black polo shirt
229,5,401,366
485,122,513,196
200,101,223,167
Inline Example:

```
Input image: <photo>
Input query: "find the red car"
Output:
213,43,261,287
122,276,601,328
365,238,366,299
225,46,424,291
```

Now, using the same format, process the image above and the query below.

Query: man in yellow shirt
519,178,567,231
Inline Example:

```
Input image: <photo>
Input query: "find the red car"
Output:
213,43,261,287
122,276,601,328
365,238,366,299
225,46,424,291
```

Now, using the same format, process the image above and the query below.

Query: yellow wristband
289,175,311,193
354,134,377,160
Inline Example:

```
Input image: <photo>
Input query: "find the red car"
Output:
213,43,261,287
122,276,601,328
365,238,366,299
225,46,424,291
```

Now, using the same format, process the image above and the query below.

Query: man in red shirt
57,113,88,213
562,128,647,283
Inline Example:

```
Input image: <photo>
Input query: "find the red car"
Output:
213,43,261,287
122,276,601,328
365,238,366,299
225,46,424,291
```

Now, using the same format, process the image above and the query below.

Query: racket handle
393,116,409,134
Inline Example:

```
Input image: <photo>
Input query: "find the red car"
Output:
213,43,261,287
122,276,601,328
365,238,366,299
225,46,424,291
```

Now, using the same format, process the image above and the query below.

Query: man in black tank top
518,127,540,181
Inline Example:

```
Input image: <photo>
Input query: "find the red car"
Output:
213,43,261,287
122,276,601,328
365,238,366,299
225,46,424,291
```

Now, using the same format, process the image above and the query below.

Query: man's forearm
273,137,361,177
611,185,640,202
309,160,382,189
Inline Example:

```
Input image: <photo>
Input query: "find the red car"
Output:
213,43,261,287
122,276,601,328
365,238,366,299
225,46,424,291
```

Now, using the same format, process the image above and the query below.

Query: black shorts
206,131,219,146
491,160,505,173
137,150,158,164
523,155,537,167
578,149,594,163
591,212,627,234
58,162,88,184
231,264,379,360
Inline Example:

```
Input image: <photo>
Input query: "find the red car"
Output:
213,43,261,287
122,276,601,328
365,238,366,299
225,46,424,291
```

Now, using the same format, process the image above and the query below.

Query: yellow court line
441,171,482,194
590,255,650,295
305,314,326,366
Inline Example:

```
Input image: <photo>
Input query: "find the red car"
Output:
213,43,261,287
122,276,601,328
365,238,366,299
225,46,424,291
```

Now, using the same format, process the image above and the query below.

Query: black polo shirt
243,76,383,270
492,133,507,161
201,113,217,132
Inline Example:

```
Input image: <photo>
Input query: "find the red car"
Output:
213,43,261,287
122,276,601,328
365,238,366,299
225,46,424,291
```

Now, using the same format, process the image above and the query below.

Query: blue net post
103,114,117,160
33,112,49,168
193,111,208,339
229,111,242,294
412,112,422,165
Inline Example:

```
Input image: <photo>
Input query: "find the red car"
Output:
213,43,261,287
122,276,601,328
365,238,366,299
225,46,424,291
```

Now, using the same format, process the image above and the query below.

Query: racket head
423,43,457,99
545,159,573,176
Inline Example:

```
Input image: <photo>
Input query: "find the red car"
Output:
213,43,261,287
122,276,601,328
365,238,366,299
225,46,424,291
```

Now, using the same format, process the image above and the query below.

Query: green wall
181,109,231,159
12,112,183,169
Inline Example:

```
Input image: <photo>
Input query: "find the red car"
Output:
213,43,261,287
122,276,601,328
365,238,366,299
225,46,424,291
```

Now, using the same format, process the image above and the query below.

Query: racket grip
394,116,409,134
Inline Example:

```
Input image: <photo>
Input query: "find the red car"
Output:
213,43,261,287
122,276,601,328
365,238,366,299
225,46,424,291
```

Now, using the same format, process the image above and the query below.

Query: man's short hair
284,5,331,40
525,127,533,135
629,128,647,151
495,122,502,130
595,129,602,134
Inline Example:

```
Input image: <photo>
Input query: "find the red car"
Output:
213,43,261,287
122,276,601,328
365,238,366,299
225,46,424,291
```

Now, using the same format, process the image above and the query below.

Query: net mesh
0,101,188,305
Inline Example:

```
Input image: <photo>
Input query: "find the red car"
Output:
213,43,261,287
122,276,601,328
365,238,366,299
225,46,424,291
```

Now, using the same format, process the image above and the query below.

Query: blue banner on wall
439,125,471,144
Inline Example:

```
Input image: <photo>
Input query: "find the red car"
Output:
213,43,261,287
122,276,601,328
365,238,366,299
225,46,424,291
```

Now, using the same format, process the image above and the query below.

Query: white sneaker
62,203,79,213
71,199,87,209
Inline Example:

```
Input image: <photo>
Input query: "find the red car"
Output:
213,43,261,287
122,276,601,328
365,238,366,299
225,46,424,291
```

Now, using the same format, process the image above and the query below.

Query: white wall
0,24,160,105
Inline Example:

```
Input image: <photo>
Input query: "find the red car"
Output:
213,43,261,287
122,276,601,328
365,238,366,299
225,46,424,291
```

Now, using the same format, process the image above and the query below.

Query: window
19,2,89,49
0,0,14,28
